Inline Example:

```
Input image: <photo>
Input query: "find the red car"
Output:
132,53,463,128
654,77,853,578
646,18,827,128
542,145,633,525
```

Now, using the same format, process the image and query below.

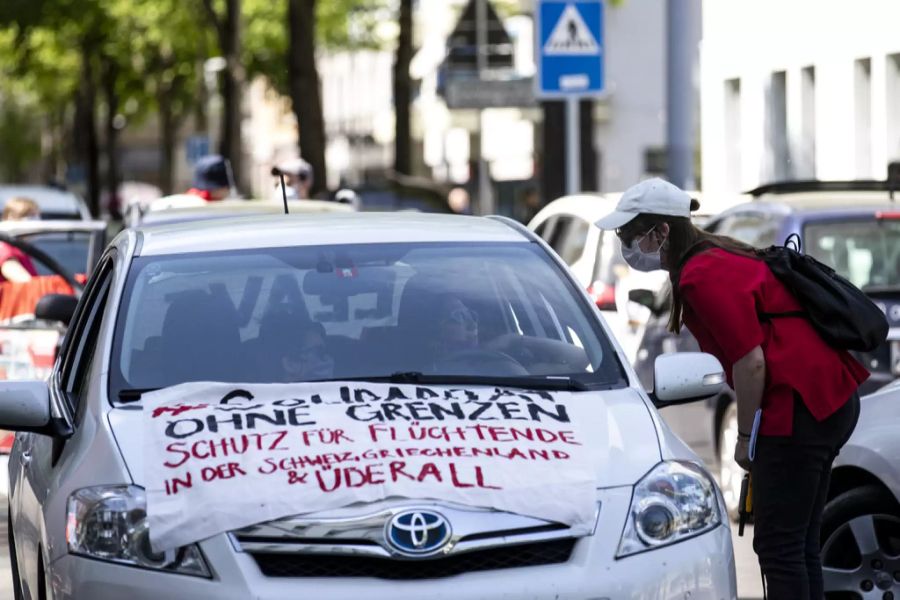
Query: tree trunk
159,93,176,195
392,0,413,175
288,0,327,196
219,0,243,192
103,59,121,219
79,46,101,217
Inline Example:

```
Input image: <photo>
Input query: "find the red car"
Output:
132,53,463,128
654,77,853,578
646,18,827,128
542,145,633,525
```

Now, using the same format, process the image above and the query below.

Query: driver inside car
430,296,479,360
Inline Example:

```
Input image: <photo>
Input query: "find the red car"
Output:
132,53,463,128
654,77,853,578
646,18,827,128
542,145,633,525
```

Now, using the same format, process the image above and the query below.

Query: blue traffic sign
536,0,605,98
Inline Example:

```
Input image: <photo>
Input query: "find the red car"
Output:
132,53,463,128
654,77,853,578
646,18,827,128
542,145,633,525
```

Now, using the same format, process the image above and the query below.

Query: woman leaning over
596,178,868,600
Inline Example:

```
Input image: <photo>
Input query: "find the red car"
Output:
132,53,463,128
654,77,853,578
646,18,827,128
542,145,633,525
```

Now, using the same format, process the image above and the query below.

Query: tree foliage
0,0,389,192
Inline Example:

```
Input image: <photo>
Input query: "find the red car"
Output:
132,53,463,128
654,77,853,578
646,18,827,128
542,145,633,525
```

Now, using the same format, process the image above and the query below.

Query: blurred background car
0,186,91,221
526,193,637,358
0,218,106,458
629,178,900,517
128,197,354,228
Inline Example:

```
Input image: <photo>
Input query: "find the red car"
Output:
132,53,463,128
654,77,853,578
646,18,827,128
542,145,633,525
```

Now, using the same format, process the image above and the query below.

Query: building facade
701,0,900,194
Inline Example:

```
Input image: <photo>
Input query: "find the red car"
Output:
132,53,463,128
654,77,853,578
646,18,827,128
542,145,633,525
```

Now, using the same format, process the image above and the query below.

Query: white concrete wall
701,0,900,193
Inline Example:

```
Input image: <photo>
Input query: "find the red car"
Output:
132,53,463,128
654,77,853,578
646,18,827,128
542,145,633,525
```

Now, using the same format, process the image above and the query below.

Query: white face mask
621,228,666,272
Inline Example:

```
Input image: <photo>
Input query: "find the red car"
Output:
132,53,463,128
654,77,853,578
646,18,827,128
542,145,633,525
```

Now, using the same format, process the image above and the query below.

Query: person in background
596,177,867,600
447,187,471,215
0,197,40,283
186,154,232,201
517,185,542,224
272,157,314,200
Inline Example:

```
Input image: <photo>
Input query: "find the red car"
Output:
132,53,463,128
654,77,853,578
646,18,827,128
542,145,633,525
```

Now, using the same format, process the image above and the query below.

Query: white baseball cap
595,177,696,230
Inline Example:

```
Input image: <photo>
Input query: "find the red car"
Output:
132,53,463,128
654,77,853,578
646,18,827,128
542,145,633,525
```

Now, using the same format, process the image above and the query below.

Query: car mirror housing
35,293,78,326
0,381,52,432
651,353,726,408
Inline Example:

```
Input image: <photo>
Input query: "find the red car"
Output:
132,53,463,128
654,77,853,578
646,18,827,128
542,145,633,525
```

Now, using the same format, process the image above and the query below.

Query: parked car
527,194,641,357
4,213,736,599
821,379,900,598
0,186,91,221
131,198,354,228
630,180,900,517
0,219,107,453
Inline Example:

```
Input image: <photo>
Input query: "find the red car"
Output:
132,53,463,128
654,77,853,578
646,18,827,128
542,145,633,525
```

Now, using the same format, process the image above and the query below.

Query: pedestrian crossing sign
536,0,605,98
543,4,600,55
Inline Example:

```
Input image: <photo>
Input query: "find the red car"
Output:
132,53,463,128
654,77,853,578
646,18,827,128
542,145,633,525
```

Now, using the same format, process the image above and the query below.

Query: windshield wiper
317,372,594,391
117,388,160,402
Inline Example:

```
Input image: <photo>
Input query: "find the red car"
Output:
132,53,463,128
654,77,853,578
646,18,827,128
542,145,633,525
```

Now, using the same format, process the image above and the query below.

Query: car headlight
66,485,211,577
617,460,721,558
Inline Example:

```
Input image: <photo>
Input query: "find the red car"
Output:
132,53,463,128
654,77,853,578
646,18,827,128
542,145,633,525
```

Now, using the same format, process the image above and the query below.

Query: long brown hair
620,213,758,333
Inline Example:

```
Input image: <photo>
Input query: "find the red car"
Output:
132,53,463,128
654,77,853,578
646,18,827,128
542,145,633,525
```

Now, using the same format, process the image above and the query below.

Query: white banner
142,382,607,551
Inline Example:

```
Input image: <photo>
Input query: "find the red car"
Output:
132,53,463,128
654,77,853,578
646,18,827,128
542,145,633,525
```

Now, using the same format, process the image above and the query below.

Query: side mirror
628,288,657,312
651,352,726,408
0,381,51,432
35,293,78,326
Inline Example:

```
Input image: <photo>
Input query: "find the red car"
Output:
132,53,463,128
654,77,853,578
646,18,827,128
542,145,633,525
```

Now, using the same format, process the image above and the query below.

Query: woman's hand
734,437,752,471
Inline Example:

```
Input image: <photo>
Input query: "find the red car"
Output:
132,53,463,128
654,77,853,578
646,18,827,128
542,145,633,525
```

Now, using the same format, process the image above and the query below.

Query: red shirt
0,242,38,283
679,248,869,436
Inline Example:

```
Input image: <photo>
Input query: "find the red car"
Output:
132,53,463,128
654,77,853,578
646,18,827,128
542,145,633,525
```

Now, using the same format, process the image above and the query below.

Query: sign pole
566,96,580,194
536,0,604,197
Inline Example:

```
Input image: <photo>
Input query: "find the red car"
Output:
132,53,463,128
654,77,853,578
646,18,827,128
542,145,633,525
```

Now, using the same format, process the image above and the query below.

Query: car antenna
279,173,290,214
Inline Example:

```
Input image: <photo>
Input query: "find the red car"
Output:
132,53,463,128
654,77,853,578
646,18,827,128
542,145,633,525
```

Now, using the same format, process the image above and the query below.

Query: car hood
108,387,661,509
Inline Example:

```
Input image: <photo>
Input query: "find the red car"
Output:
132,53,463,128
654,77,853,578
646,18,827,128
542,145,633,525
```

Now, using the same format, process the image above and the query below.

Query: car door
16,226,106,278
14,256,114,593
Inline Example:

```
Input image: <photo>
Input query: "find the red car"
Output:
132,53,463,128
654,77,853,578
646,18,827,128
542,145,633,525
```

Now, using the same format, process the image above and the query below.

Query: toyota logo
386,510,452,556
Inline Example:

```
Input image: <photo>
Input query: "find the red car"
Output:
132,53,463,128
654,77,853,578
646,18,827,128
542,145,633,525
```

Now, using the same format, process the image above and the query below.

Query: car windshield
804,218,900,290
109,242,626,402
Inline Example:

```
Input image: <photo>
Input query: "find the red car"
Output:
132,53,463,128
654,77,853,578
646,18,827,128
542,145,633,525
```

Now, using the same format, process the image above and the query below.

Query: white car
526,194,654,360
822,380,900,597
4,213,736,599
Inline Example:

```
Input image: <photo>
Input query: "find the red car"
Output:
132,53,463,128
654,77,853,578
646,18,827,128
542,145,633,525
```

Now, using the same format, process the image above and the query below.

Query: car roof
744,190,897,213
529,194,618,226
135,213,527,256
0,185,88,218
138,198,353,227
0,220,107,235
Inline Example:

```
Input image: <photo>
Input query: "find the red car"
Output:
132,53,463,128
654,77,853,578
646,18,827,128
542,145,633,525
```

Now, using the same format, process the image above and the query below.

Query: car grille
250,539,576,579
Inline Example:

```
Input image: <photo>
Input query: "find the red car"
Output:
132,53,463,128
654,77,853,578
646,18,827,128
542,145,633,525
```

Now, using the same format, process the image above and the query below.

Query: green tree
199,0,245,192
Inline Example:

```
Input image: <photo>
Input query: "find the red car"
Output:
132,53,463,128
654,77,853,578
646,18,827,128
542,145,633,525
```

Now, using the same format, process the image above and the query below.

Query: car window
109,242,626,400
59,256,113,412
592,230,626,285
804,219,900,289
555,216,591,266
546,215,572,252
20,231,94,275
716,213,780,248
534,215,558,243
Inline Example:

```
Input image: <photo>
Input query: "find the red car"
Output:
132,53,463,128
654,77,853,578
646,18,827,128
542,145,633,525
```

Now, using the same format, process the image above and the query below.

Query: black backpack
684,235,889,352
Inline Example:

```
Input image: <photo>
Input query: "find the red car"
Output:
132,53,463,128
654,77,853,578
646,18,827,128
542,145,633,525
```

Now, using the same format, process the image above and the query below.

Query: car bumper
47,489,737,600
